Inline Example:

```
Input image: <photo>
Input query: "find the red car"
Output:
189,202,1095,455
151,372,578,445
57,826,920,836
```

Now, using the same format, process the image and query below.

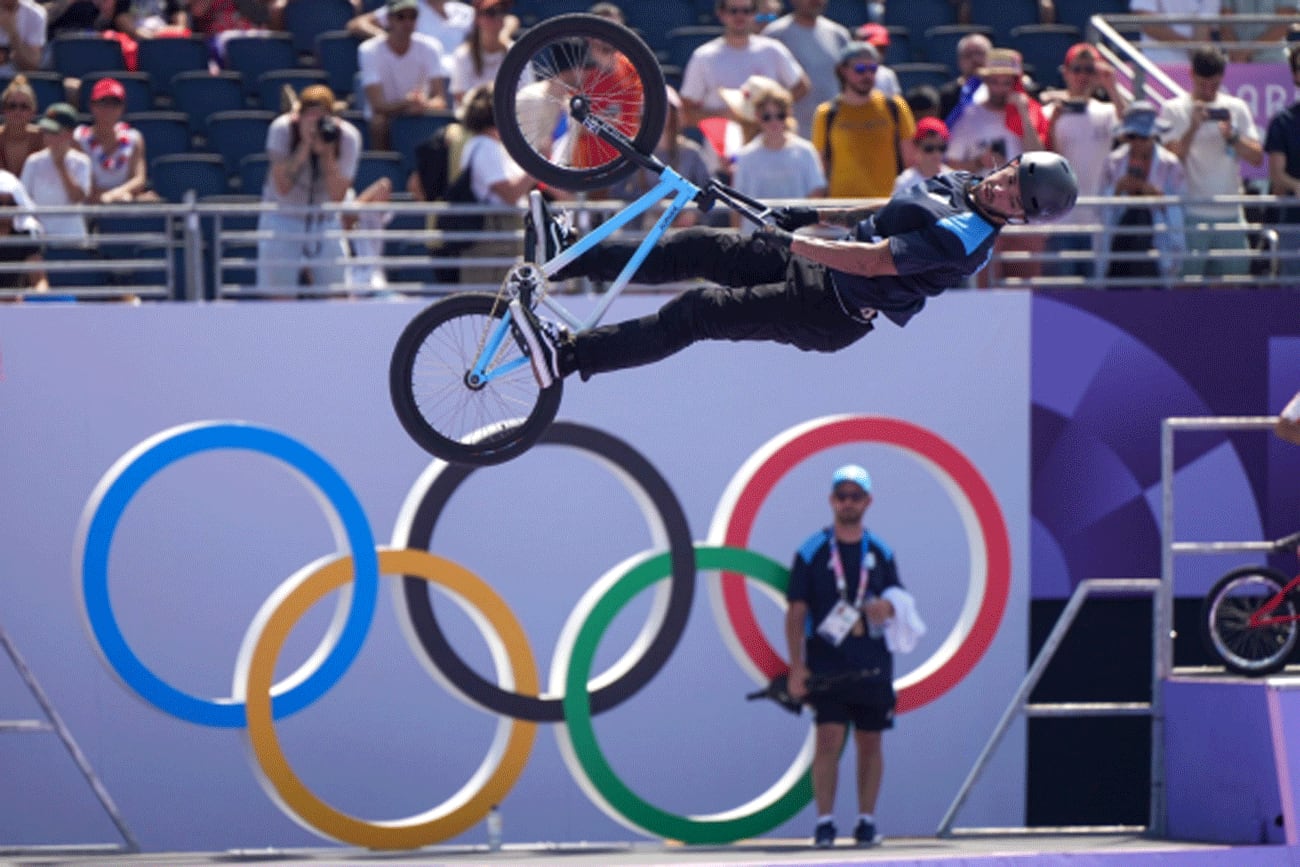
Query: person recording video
257,84,361,293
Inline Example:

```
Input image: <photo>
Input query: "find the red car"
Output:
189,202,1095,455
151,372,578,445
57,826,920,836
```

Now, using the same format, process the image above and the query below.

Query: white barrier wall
0,293,1029,852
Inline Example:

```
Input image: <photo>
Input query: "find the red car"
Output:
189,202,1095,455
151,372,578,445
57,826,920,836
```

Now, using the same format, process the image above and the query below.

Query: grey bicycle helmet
1018,151,1077,222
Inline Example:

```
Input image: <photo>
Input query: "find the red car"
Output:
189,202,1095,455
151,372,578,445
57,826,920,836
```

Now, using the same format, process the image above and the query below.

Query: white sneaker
523,189,575,264
508,298,563,389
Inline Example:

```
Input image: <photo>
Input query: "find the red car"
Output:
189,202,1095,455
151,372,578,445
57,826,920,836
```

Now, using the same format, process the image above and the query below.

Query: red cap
90,77,126,102
914,116,949,142
1064,43,1097,66
856,23,890,48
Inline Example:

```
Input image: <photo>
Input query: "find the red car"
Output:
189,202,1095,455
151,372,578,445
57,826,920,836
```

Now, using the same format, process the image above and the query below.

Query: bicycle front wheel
390,292,562,465
495,14,666,192
1201,566,1298,676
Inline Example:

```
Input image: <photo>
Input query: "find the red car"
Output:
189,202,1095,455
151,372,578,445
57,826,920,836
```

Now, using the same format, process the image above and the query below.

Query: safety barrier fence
0,192,1295,303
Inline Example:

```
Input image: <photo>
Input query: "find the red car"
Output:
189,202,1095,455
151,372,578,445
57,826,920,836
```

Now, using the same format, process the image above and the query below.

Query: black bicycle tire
494,14,667,192
389,292,563,465
1200,566,1297,676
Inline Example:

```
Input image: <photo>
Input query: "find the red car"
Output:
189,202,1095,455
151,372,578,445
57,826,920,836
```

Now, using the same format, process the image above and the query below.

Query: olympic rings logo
74,416,1010,850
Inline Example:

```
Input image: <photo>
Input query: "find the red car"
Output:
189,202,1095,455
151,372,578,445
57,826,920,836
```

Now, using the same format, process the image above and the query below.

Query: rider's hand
771,206,819,231
755,225,795,252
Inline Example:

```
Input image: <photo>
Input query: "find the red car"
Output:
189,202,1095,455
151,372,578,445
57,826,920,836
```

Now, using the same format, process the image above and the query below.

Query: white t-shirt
1129,0,1222,66
1044,99,1119,227
947,101,1023,165
0,168,39,233
358,33,447,119
261,113,361,206
460,133,526,206
731,135,826,199
449,44,505,100
0,0,45,77
373,0,470,73
679,35,805,115
1159,90,1258,217
19,148,90,239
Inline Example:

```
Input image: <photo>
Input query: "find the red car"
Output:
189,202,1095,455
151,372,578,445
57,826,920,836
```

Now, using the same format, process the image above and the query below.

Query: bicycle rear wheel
390,292,562,465
1201,566,1298,676
494,14,666,192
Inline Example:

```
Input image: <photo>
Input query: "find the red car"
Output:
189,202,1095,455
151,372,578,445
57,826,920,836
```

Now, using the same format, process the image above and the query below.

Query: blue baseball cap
831,464,872,494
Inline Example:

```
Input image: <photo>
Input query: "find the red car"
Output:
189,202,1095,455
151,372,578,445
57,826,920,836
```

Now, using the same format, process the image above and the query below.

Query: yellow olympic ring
234,547,539,850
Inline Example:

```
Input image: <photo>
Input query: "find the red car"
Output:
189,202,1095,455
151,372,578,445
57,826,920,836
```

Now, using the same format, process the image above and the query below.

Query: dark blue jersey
786,527,902,677
828,172,999,327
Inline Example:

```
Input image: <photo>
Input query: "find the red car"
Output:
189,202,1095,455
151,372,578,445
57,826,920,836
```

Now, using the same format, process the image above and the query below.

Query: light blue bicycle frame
466,166,704,388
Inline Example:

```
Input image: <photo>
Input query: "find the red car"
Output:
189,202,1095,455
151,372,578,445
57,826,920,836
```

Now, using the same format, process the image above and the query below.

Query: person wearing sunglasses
448,0,519,105
812,41,914,199
0,75,41,177
1096,100,1187,283
729,82,826,209
358,0,449,150
784,464,923,849
1039,43,1125,280
677,0,809,133
73,78,158,205
892,117,951,194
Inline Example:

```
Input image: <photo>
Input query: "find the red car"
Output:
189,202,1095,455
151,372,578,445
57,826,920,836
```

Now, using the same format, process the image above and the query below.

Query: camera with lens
317,116,340,144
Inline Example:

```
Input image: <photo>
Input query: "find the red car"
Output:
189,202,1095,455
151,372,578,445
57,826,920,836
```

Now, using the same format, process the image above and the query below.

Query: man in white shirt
358,0,449,149
349,0,473,75
20,102,90,240
1158,45,1263,280
0,0,44,75
1041,43,1125,279
680,0,809,129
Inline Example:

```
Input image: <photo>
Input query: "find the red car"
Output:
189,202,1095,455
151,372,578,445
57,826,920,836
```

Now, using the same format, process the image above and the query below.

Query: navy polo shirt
828,172,1000,327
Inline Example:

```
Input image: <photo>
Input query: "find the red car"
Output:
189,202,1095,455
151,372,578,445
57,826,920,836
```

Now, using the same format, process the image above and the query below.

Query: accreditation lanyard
828,537,870,609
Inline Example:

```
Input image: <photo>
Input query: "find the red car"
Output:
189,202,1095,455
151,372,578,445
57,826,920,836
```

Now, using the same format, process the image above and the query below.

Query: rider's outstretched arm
789,235,897,278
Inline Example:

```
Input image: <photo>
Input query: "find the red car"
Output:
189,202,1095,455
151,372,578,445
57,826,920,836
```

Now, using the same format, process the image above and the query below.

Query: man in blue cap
783,464,904,848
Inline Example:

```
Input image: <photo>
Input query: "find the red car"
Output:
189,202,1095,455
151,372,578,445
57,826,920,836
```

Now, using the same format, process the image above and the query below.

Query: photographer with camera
1158,45,1263,282
257,84,361,293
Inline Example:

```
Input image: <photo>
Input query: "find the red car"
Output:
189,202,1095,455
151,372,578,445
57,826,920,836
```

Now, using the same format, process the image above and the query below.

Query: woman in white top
455,82,535,285
448,0,514,106
729,84,825,225
892,117,953,195
73,78,157,204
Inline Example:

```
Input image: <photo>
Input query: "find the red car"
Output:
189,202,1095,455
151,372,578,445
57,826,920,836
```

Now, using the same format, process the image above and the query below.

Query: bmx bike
1200,530,1300,676
388,14,776,466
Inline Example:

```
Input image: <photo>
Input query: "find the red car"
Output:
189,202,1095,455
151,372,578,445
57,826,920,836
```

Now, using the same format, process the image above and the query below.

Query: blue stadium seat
205,110,275,175
355,150,407,192
125,111,192,162
340,109,371,150
50,34,126,80
969,0,1041,47
881,28,912,66
79,71,153,114
257,68,330,112
152,153,229,201
884,0,956,46
665,26,722,70
202,195,261,292
95,209,170,260
136,36,210,100
45,245,111,289
923,24,993,67
824,0,870,29
239,152,271,195
1059,0,1131,40
1011,24,1083,89
625,0,697,56
171,71,246,136
223,33,299,98
0,72,64,112
315,30,361,97
891,62,955,93
285,0,354,55
388,111,455,173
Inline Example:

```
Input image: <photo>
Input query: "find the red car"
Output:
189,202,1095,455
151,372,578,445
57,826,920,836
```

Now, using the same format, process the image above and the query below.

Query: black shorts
808,676,895,731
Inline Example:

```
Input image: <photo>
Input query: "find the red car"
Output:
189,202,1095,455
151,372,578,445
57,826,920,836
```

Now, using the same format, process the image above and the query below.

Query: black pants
567,228,873,378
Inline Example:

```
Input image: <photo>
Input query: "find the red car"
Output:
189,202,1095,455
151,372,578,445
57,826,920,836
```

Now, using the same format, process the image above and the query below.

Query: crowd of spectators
0,0,1296,296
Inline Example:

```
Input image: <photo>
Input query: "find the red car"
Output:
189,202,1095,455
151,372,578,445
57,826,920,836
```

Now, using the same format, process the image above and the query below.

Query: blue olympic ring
77,422,379,727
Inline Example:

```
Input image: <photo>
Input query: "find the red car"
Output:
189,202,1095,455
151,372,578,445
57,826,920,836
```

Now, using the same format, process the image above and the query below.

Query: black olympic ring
398,422,696,722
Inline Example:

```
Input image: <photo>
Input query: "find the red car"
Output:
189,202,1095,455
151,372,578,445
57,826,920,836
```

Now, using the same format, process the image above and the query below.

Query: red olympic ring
710,415,1012,714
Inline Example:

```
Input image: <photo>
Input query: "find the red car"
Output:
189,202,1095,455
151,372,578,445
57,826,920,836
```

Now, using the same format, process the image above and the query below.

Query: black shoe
507,298,568,389
523,189,575,264
853,818,881,847
813,819,836,848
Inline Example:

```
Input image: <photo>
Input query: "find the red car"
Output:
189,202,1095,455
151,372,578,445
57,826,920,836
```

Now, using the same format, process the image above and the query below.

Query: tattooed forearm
818,207,874,228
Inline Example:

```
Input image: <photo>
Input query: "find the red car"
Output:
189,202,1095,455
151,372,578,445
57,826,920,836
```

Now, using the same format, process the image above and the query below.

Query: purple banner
1160,63,1300,180
1030,291,1300,599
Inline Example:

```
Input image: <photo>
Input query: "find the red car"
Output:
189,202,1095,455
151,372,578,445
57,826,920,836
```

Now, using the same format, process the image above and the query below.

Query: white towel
881,587,926,654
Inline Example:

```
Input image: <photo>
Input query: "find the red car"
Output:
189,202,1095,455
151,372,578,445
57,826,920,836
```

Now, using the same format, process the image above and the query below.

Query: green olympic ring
557,545,814,843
